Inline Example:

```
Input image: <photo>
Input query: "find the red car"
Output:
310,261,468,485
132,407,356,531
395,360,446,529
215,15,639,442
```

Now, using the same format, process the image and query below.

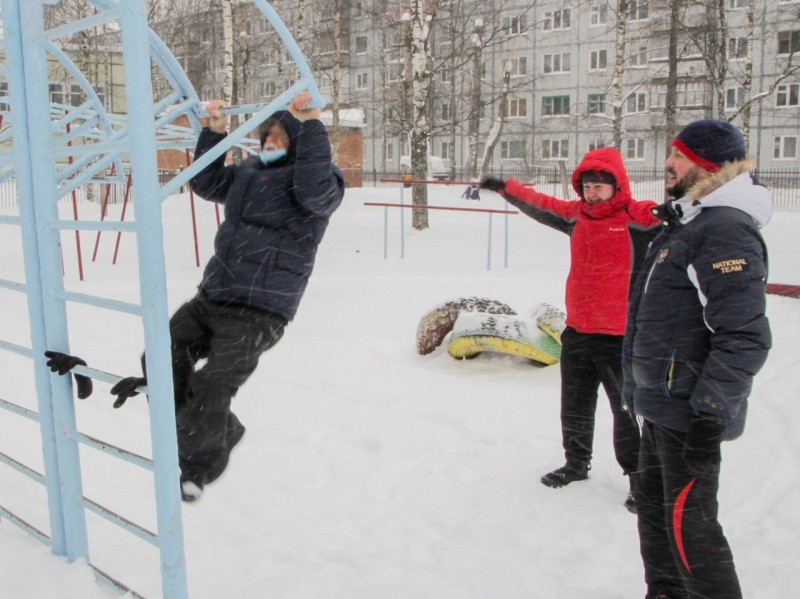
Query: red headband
672,139,721,172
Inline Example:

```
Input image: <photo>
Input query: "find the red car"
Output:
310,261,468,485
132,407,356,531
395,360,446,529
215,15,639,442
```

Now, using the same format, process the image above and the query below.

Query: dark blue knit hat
672,119,746,172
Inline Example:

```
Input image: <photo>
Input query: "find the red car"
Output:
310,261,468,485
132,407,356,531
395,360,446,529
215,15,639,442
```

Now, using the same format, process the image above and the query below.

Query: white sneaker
181,480,203,502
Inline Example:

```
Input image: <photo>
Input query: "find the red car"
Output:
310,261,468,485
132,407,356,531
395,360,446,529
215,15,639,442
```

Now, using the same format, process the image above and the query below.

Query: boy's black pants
166,293,286,488
559,327,639,474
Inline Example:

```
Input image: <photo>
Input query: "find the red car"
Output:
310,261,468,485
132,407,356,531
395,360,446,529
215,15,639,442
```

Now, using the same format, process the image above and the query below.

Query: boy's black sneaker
540,462,590,488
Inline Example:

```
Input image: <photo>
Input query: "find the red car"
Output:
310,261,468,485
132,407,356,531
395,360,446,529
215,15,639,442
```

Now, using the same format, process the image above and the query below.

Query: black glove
479,177,506,193
44,351,93,399
682,416,725,469
110,376,147,409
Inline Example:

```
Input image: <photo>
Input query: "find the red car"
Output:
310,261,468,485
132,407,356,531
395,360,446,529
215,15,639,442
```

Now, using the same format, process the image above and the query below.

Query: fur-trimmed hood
674,157,773,228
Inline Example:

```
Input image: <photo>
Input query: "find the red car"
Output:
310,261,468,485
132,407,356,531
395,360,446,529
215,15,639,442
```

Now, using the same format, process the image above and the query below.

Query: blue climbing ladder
0,0,322,597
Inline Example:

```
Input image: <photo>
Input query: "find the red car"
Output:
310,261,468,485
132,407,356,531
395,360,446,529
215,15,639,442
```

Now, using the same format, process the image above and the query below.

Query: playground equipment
0,1,322,597
368,178,518,270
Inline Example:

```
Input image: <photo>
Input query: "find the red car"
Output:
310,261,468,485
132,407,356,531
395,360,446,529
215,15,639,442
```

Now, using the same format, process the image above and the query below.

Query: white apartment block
160,0,800,173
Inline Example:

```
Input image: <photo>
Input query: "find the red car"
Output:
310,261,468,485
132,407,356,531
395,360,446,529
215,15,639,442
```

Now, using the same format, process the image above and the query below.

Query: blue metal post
504,209,509,268
487,212,494,271
118,2,188,598
383,206,389,259
8,0,89,561
399,183,406,259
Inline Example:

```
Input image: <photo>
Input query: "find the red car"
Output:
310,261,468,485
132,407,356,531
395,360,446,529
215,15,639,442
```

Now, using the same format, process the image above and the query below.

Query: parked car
400,155,450,181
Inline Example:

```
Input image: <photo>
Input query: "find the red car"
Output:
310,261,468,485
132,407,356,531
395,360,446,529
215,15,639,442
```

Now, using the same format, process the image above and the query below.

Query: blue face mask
259,148,287,164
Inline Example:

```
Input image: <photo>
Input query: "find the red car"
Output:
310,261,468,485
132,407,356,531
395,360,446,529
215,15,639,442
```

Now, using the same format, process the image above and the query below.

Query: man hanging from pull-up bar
47,91,345,502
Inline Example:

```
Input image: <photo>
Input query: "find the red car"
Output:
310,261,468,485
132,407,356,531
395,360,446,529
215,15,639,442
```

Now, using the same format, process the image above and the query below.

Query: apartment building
161,0,799,173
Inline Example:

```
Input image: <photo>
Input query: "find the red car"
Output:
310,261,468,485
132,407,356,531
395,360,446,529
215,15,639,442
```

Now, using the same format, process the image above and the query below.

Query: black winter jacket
622,159,772,440
189,113,345,321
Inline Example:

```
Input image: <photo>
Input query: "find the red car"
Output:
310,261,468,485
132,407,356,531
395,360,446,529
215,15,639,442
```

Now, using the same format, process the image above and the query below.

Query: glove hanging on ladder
43,351,94,399
110,376,147,409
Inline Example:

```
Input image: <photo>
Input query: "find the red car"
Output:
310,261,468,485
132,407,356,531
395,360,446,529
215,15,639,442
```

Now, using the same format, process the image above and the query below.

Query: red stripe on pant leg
673,478,696,575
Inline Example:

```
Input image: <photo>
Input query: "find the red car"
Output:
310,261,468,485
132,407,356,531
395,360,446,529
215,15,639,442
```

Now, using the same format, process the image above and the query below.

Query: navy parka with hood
622,158,772,439
166,111,344,495
190,110,345,322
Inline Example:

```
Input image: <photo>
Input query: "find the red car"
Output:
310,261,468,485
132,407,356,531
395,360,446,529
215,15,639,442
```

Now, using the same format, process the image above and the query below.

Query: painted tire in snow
532,302,566,344
416,297,517,355
447,312,561,365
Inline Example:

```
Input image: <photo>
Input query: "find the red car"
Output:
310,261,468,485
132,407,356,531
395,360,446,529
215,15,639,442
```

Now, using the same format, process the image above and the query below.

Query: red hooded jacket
500,147,659,335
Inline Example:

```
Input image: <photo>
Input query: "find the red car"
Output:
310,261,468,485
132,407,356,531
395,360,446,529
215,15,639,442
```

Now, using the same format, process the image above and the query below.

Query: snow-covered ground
1,184,798,599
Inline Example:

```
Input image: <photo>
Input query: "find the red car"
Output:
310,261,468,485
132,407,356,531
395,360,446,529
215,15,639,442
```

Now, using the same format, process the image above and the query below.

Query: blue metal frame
0,1,322,597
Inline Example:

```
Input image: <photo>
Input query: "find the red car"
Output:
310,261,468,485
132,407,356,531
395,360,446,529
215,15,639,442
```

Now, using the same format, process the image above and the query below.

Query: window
386,141,394,161
387,62,402,82
506,56,528,76
587,93,606,115
503,15,528,36
588,139,607,152
626,92,647,113
69,84,82,106
544,9,571,30
590,49,607,70
729,0,745,7
441,101,451,120
356,72,369,90
728,37,748,59
49,83,64,105
630,45,648,67
778,31,800,55
626,138,645,160
543,53,571,74
501,140,527,159
355,36,368,54
441,141,453,160
629,0,649,20
543,95,570,116
725,86,745,110
256,19,271,34
777,83,800,107
508,97,527,118
440,67,452,83
542,139,569,160
590,5,607,26
651,82,709,108
260,81,277,97
774,136,797,159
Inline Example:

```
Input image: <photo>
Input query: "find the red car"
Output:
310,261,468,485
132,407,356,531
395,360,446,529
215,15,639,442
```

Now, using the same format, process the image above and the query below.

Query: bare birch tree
405,1,434,230
610,0,629,150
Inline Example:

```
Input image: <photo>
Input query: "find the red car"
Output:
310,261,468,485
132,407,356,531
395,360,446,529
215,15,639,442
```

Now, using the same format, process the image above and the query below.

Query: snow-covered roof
319,108,366,129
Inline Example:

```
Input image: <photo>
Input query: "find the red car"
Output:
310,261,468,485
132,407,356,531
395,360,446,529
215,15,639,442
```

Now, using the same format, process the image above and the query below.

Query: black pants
558,327,639,474
637,420,741,599
165,293,286,487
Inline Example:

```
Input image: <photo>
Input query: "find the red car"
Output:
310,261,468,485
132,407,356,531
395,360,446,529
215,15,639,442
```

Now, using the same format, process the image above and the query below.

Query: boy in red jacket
481,147,659,512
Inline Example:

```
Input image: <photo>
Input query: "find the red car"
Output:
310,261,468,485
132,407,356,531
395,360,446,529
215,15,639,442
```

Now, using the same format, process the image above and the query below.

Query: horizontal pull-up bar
364,202,516,216
363,201,515,270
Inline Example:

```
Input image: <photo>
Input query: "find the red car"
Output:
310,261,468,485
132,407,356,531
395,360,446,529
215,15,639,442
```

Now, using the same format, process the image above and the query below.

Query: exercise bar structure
0,1,322,597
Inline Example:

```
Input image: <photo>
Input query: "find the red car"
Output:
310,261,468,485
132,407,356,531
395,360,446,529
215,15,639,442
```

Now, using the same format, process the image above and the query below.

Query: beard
666,165,704,199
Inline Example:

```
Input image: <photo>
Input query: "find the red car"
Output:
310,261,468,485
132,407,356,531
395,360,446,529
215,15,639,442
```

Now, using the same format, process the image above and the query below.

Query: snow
1,184,798,599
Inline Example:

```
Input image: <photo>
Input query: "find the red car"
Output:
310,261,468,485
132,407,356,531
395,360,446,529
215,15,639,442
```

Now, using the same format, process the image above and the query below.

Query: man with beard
622,119,772,599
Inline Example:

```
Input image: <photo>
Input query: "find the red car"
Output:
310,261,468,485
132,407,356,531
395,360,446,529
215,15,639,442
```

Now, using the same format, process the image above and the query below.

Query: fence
0,170,179,209
346,165,800,210
1,166,797,210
